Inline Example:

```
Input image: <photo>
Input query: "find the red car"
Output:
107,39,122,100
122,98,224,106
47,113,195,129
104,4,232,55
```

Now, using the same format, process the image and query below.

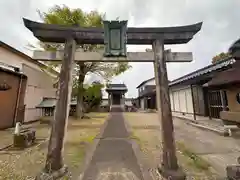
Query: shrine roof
105,84,128,91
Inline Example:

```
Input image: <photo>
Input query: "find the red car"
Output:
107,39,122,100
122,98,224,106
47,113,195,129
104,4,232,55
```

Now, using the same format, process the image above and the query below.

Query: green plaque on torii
103,20,127,57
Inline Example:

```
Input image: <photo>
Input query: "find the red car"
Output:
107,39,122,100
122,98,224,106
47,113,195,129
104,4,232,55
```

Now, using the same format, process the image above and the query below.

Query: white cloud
0,0,240,98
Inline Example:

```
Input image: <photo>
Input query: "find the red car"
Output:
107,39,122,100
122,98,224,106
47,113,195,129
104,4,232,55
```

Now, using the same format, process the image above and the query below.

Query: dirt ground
124,112,222,180
0,112,108,180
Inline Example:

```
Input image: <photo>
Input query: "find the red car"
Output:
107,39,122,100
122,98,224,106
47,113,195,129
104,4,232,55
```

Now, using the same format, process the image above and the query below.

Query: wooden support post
191,85,197,121
220,90,228,111
207,91,212,120
153,39,186,180
43,38,76,175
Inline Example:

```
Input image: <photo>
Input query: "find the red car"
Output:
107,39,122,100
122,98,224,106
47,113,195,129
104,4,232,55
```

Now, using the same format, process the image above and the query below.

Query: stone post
37,38,76,179
153,39,186,180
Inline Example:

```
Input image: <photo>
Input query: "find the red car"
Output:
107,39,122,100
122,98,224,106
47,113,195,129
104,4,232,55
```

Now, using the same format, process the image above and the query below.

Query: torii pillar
153,40,184,179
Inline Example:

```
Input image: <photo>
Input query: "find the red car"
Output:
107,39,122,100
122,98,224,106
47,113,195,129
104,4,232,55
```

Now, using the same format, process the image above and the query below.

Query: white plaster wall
140,98,145,109
170,86,193,114
173,91,180,111
170,91,174,110
179,90,187,112
0,47,57,122
22,64,56,122
125,99,133,106
101,99,108,106
144,79,155,86
185,88,194,113
0,47,40,70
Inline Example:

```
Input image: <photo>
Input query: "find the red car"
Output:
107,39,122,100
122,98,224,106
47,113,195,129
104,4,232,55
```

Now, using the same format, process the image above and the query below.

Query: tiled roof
106,84,128,91
0,65,27,78
137,57,235,89
169,58,235,86
136,78,154,88
36,98,56,108
106,84,127,88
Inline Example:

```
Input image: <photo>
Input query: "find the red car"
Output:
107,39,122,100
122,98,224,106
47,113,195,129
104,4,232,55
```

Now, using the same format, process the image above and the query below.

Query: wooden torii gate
23,18,202,179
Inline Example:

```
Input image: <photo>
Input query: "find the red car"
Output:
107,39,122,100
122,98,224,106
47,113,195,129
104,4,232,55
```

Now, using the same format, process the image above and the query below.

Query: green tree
72,80,103,112
212,52,231,64
83,81,103,112
38,5,131,118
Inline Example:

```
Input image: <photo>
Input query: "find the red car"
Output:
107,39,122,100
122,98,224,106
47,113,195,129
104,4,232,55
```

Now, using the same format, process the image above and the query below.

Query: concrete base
35,165,68,180
110,105,124,112
158,165,186,180
226,165,240,180
186,122,228,136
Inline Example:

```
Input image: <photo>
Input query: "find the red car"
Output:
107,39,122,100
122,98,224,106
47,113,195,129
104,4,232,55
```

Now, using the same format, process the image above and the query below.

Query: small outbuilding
105,84,128,108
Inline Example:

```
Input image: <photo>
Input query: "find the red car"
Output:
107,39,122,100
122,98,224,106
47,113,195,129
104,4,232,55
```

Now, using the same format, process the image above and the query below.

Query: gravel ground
0,113,108,180
124,112,220,180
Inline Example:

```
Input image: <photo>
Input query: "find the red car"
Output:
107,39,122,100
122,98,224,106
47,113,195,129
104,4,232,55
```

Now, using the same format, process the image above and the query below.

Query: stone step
110,105,124,112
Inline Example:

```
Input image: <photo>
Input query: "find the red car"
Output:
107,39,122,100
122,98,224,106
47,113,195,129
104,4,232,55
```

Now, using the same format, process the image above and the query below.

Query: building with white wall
136,78,156,110
136,58,235,120
0,41,58,123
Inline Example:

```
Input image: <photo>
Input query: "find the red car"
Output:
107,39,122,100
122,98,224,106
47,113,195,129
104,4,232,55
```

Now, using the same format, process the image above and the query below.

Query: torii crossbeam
23,18,202,44
23,18,202,180
33,50,193,62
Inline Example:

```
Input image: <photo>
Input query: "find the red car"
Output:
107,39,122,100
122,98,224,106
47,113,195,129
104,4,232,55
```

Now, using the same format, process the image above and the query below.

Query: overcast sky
0,0,239,98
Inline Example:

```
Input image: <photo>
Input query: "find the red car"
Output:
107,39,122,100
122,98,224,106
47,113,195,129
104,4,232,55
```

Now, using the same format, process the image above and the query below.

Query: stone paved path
80,110,145,180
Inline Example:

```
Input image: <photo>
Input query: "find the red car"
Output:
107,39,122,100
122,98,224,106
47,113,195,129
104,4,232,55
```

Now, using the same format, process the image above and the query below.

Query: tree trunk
75,64,85,119
44,38,76,173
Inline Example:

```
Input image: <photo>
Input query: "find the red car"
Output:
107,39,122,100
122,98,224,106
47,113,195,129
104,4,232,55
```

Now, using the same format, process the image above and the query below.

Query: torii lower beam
33,50,193,62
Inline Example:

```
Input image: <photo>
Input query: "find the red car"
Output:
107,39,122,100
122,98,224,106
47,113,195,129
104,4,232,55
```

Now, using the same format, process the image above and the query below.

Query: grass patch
68,113,108,127
65,144,85,168
129,132,141,143
0,115,102,180
176,141,211,171
81,134,96,143
129,131,146,151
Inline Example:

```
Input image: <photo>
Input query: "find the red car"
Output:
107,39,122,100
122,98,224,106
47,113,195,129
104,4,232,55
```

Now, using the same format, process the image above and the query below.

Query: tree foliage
72,81,103,112
84,82,103,111
212,52,231,64
38,5,131,118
